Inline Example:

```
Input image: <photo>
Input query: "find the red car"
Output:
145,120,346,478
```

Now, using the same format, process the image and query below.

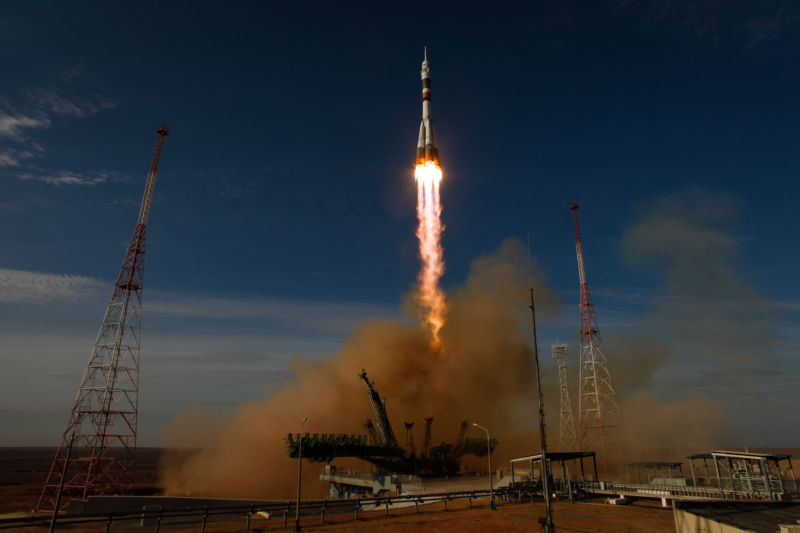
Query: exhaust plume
414,161,447,346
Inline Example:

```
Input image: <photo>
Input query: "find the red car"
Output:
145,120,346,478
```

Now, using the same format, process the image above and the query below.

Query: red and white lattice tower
36,124,169,511
570,203,617,467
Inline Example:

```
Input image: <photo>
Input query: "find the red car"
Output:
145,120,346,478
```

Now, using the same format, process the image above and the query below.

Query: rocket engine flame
414,160,446,346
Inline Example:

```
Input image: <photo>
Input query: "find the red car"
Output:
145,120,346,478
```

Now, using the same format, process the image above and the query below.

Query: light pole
473,422,495,509
295,417,307,532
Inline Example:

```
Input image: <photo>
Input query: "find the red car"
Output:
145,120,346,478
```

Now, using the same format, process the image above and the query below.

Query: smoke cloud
621,187,779,365
160,188,775,494
614,187,782,448
160,238,559,498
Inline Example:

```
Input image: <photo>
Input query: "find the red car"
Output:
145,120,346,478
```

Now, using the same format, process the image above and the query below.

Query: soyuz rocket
415,47,440,166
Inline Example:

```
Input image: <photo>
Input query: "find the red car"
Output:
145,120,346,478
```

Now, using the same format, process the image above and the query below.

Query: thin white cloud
0,268,402,335
0,110,50,141
0,147,40,168
18,171,105,186
0,87,117,183
0,268,106,303
147,294,404,335
62,64,85,82
18,169,130,186
0,150,19,167
27,88,116,118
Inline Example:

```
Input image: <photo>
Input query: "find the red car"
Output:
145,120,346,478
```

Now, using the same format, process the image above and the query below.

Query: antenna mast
36,124,169,511
570,202,617,472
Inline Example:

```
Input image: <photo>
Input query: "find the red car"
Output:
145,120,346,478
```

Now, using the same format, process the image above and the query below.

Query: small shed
687,450,797,497
509,451,598,483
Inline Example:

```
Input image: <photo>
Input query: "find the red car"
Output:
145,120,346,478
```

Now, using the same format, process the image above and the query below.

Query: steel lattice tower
551,344,577,451
36,125,169,511
570,203,617,466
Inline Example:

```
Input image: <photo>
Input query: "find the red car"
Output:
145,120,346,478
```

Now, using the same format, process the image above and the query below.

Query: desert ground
4,447,798,532
0,447,678,531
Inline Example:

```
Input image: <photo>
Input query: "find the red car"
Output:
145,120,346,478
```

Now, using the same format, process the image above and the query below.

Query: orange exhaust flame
414,160,446,346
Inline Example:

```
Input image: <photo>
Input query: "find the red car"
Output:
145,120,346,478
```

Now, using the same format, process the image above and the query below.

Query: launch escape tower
570,203,618,469
551,344,578,451
36,125,169,511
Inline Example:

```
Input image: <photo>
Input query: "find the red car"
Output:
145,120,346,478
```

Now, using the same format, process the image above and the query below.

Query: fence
8,477,786,531
0,488,508,531
575,480,795,502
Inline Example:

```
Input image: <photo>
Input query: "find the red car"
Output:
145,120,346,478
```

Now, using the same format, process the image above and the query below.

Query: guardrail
10,478,787,531
573,480,794,502
0,488,508,531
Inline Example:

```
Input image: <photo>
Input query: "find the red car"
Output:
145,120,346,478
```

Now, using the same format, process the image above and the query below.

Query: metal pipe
529,287,554,532
765,459,776,497
49,431,76,533
295,417,307,531
472,423,494,509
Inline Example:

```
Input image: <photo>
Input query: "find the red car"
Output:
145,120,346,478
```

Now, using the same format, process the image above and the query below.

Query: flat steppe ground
4,447,792,532
0,447,163,515
2,499,676,533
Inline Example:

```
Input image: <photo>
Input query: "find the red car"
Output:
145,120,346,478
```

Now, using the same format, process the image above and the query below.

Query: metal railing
9,477,789,531
572,480,794,501
0,488,508,531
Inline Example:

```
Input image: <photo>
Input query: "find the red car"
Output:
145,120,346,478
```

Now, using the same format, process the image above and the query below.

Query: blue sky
1,1,799,447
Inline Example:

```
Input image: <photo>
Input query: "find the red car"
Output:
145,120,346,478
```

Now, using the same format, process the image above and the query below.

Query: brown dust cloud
159,226,740,498
159,239,558,498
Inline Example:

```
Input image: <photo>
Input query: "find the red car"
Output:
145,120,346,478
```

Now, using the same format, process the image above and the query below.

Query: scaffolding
551,344,577,451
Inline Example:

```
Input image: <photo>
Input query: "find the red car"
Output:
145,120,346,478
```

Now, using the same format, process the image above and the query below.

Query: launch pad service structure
37,125,169,511
286,370,496,478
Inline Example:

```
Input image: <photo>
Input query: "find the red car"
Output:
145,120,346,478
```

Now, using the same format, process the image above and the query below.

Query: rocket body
412,47,446,346
416,49,439,166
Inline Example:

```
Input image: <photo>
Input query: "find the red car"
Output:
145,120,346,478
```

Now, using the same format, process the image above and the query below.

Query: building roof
626,461,683,468
510,451,595,463
676,502,800,533
687,451,792,462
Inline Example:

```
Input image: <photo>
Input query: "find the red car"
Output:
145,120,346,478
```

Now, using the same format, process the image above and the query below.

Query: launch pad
285,370,497,478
